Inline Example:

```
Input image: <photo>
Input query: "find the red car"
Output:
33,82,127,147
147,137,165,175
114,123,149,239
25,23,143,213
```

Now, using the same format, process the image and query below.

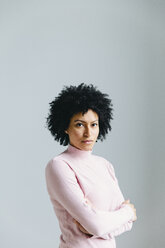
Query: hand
84,198,97,211
73,219,93,236
73,198,94,236
122,199,137,222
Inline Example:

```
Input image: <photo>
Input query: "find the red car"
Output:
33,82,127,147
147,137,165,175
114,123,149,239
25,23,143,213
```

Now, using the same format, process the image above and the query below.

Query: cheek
69,129,82,138
97,127,100,134
94,126,99,134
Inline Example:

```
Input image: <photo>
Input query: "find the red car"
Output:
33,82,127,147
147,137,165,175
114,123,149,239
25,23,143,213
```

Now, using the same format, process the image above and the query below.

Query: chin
81,143,94,149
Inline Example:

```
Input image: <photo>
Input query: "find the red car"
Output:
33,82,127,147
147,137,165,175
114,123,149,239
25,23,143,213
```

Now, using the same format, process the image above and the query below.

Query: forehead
71,109,99,121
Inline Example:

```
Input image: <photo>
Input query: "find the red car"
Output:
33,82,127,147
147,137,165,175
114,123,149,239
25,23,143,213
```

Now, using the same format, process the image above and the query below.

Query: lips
82,140,93,143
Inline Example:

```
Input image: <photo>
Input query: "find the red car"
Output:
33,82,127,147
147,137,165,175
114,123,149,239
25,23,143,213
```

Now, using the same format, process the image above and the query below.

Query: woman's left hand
73,198,94,236
73,219,93,236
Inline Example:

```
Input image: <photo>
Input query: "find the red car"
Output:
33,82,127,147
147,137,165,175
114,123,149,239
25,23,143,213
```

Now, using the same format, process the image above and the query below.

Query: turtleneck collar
67,143,92,157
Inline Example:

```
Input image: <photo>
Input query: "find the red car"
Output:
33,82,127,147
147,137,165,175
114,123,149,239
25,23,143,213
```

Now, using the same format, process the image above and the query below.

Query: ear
65,130,68,134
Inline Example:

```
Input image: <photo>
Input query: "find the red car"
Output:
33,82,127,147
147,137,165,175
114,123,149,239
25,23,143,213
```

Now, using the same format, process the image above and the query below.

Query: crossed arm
45,158,136,239
73,199,136,237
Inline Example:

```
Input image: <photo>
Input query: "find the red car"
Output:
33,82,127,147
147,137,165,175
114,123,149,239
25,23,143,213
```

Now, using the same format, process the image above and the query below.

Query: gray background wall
1,1,165,248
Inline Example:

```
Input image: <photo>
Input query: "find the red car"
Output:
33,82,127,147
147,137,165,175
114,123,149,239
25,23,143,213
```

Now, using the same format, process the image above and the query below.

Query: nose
83,126,91,137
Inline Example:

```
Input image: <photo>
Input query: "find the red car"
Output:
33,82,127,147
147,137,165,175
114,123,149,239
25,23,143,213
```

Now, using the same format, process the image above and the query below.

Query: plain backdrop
0,1,165,248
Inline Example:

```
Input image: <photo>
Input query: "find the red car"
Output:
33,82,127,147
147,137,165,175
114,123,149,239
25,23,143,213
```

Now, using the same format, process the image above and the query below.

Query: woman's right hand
122,199,137,222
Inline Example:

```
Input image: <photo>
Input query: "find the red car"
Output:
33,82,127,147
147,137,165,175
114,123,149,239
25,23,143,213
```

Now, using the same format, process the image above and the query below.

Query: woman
45,83,137,248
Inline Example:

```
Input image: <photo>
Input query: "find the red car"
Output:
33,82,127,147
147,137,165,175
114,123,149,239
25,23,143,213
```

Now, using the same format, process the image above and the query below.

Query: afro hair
46,83,114,146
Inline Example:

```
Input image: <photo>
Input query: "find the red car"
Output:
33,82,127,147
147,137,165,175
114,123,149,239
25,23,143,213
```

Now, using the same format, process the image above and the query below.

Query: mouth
82,140,93,144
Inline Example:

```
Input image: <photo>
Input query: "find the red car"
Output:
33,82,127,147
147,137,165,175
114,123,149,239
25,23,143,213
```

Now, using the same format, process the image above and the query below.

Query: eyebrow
74,119,98,123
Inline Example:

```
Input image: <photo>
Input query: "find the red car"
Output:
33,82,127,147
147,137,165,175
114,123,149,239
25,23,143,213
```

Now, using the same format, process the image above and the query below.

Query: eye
92,123,98,127
76,123,83,127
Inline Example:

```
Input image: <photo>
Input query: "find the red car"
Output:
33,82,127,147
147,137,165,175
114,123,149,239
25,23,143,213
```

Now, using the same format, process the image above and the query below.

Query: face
65,109,99,151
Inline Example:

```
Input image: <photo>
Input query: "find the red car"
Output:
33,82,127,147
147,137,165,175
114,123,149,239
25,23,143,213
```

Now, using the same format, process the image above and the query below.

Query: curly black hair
46,83,114,146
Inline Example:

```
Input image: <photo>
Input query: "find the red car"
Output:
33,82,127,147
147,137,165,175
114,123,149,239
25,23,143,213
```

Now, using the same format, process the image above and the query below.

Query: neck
67,143,93,157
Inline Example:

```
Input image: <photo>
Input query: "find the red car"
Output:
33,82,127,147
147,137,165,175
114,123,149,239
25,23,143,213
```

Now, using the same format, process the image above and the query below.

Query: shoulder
45,156,67,171
45,153,76,179
45,148,68,169
92,154,115,172
91,153,111,165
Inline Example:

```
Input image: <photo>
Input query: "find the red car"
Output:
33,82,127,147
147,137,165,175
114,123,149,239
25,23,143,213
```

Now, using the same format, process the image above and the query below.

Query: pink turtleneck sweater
45,144,134,248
